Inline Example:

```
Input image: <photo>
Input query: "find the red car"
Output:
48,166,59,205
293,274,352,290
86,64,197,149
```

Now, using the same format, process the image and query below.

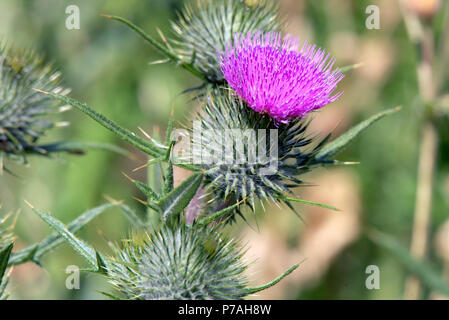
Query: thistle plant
0,42,71,172
0,42,131,175
107,223,249,300
185,89,328,213
172,0,280,82
16,0,400,300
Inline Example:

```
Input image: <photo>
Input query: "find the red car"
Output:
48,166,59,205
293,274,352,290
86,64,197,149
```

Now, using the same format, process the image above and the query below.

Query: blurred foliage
0,0,447,300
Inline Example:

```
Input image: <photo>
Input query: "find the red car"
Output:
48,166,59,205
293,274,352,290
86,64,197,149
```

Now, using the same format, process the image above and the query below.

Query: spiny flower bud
0,42,70,166
172,0,280,82
106,223,249,300
220,31,344,123
184,89,326,212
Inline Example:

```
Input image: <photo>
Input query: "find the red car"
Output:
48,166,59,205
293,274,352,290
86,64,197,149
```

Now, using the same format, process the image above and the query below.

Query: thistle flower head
220,31,344,123
106,223,248,300
0,42,70,164
172,0,280,82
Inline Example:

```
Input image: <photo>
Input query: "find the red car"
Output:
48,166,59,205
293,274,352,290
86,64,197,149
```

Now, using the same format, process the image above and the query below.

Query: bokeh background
1,0,448,299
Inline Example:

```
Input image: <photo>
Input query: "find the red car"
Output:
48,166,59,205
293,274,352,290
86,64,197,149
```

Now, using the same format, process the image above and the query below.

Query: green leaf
368,230,449,296
314,107,401,162
95,250,108,275
157,173,203,222
198,199,246,225
0,243,13,284
128,177,161,201
9,203,116,266
245,263,300,295
277,196,340,212
25,202,99,270
122,171,161,204
35,90,166,158
98,290,122,300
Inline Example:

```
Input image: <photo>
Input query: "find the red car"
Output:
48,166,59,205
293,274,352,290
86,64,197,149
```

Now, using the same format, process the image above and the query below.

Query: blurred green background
0,0,448,299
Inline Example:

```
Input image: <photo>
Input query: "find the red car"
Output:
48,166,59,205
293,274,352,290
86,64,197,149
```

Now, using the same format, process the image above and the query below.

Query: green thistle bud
0,42,70,167
106,223,249,300
172,0,280,82
183,89,327,214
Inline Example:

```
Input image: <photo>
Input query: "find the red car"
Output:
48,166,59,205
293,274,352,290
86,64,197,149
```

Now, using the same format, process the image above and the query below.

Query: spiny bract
172,0,280,82
0,42,70,165
106,223,249,300
184,89,329,212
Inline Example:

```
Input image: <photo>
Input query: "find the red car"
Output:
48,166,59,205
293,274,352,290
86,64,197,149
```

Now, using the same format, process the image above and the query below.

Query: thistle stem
400,1,440,299
404,121,438,299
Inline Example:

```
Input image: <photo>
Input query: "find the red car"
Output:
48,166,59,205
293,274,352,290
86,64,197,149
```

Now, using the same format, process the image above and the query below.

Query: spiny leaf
9,203,116,266
98,291,122,300
24,201,99,270
95,250,108,275
123,172,161,201
314,106,401,162
368,229,449,296
245,263,300,294
0,243,13,283
280,196,340,212
198,198,247,226
157,173,203,222
34,90,166,158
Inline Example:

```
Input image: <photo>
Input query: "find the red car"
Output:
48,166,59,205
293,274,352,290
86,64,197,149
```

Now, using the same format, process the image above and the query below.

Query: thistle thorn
23,199,35,209
32,88,50,95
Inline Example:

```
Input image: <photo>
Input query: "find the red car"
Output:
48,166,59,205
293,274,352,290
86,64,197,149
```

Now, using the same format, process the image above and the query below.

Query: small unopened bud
405,0,441,19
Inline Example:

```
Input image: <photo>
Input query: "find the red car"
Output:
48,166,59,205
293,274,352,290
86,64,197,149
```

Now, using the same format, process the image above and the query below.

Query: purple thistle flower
219,31,344,123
